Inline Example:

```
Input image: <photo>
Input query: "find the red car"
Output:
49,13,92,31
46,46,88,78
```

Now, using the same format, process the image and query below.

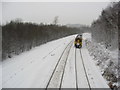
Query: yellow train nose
74,41,82,45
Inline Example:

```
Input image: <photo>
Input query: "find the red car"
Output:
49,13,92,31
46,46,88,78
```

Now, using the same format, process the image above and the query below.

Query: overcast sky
2,2,110,25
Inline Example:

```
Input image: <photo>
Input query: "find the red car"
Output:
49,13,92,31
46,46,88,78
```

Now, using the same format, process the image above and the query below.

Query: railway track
45,40,73,89
75,48,78,89
45,41,94,89
75,48,91,89
79,49,91,90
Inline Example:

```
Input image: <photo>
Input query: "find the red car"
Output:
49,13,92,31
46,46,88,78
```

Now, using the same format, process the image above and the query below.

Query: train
74,34,82,48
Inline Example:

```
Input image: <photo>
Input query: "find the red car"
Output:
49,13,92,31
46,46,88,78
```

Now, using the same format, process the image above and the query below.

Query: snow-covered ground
2,34,109,88
2,35,75,88
0,61,2,90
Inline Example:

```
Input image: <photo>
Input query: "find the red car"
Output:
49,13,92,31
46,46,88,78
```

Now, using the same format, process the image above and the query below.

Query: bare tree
53,16,59,25
14,18,22,23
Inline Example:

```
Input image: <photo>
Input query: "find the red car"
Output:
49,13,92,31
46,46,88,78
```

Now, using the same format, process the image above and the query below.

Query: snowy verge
0,61,2,90
2,35,76,88
85,39,119,89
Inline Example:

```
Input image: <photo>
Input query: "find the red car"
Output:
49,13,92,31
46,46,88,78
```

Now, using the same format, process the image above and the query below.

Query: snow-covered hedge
85,40,119,88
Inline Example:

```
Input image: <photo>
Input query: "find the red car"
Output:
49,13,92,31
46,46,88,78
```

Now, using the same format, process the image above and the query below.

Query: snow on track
0,49,1,89
76,49,90,88
47,40,73,88
61,44,76,88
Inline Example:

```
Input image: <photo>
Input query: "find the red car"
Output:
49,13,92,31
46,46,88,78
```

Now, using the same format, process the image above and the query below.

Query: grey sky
2,2,109,25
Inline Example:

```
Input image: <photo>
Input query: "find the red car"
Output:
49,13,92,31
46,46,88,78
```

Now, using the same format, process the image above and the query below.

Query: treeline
0,25,1,61
2,21,83,60
91,2,119,50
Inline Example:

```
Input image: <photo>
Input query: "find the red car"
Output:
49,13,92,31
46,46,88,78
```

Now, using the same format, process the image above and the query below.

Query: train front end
74,35,82,49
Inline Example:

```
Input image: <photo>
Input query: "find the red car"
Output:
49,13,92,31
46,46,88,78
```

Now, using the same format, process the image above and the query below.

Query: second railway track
75,48,91,89
79,49,91,90
46,40,73,89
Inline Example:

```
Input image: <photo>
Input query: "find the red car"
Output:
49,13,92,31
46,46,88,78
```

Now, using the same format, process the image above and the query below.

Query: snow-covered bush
85,40,119,88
